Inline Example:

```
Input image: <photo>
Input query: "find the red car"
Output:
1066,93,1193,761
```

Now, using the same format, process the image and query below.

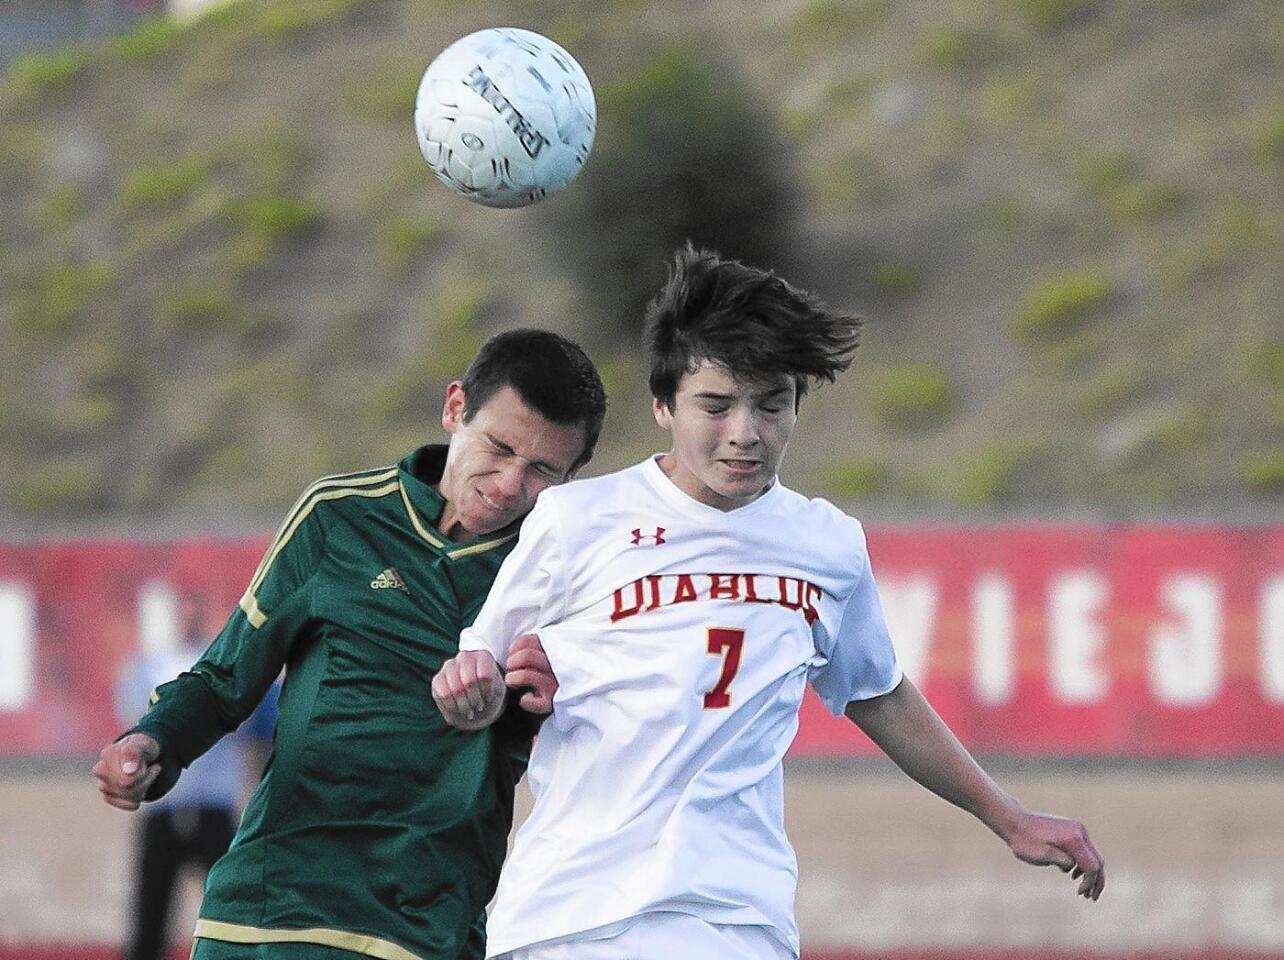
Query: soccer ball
413,28,596,209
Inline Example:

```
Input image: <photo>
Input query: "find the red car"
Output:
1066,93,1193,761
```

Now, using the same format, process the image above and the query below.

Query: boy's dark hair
644,245,861,410
460,329,607,469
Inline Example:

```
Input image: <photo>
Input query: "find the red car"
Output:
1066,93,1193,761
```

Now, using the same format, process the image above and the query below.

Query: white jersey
459,456,901,957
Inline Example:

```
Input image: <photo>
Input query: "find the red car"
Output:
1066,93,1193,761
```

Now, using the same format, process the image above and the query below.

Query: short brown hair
644,245,861,409
461,329,607,468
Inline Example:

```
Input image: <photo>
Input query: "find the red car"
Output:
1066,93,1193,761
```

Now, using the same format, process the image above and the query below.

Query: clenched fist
432,634,559,730
93,732,162,811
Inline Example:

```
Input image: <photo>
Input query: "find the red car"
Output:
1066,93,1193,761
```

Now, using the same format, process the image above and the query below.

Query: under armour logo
630,527,666,546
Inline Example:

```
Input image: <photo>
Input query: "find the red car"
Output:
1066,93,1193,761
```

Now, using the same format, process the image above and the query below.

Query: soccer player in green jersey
93,329,607,960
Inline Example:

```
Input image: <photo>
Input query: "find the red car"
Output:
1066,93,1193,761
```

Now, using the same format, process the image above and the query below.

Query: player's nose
494,462,525,500
725,408,761,447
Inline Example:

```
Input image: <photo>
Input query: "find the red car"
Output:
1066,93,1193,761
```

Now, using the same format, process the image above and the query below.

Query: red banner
0,539,268,757
794,525,1284,757
2,526,1282,758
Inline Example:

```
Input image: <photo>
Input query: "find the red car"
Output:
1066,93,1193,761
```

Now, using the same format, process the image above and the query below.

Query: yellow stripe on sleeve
242,466,398,601
238,477,399,629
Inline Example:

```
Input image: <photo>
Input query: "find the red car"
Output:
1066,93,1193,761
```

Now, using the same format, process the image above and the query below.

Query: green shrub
542,41,799,337
791,0,892,42
818,457,884,499
0,125,43,172
367,374,414,425
1014,0,1100,31
68,396,120,431
376,216,442,270
1258,111,1284,162
12,260,114,336
814,150,896,207
591,356,634,401
979,194,1029,234
922,28,1005,72
1244,450,1284,494
1146,408,1206,458
345,66,421,124
254,0,375,40
158,286,253,331
1079,152,1144,193
1247,343,1284,389
958,445,1026,506
7,48,91,99
1075,367,1144,418
778,104,821,142
872,364,954,431
1041,330,1099,372
191,0,246,28
869,260,922,296
980,77,1041,124
109,16,183,62
1014,269,1112,341
430,291,486,377
227,195,321,241
121,159,213,210
822,74,874,110
1106,182,1183,225
366,290,487,423
223,232,275,273
14,458,104,514
1272,396,1284,431
1077,154,1182,225
42,184,85,229
236,135,309,193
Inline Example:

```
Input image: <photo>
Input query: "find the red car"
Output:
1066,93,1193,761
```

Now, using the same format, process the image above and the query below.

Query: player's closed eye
489,437,519,459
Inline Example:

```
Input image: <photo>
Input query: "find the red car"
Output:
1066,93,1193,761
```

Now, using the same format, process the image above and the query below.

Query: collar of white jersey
640,454,785,521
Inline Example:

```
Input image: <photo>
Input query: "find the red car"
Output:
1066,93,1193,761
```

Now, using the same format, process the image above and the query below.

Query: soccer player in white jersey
432,246,1105,960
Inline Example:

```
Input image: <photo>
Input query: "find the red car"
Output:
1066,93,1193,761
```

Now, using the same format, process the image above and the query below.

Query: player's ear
442,381,467,434
652,397,672,431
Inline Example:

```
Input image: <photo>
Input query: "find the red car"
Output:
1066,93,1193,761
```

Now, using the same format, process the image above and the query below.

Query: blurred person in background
93,329,607,960
115,590,278,960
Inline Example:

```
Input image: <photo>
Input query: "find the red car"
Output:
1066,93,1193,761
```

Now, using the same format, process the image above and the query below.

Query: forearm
846,677,1108,900
843,677,1022,841
130,671,233,763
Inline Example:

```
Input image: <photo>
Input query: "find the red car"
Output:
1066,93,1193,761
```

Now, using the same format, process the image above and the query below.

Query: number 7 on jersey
703,627,744,709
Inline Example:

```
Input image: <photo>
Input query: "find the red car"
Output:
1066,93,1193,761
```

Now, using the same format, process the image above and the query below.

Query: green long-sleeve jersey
128,446,538,960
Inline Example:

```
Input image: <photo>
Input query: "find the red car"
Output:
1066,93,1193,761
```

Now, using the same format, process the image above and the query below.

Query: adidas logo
370,568,409,594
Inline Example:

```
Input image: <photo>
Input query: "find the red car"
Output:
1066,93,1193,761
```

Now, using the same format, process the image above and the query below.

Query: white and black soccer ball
413,27,596,209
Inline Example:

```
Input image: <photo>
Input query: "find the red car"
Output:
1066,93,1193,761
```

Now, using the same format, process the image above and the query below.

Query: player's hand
505,633,557,715
1004,808,1105,900
432,650,507,731
93,733,162,811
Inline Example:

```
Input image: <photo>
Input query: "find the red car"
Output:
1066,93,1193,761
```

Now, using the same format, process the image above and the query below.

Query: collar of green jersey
397,445,522,558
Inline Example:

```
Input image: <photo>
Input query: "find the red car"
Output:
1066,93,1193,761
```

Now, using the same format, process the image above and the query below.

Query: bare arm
844,676,1105,900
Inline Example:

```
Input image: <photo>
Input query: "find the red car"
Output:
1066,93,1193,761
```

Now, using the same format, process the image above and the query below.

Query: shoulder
286,464,403,523
258,465,403,558
769,483,869,565
517,463,652,552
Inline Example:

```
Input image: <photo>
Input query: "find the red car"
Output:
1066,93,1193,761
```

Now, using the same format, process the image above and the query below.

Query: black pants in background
125,806,237,960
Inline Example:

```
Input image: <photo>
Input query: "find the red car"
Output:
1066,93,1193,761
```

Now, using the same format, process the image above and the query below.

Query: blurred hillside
2,0,1283,529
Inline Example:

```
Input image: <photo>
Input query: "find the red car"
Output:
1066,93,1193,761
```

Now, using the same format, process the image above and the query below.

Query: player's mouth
719,459,762,476
477,490,513,515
